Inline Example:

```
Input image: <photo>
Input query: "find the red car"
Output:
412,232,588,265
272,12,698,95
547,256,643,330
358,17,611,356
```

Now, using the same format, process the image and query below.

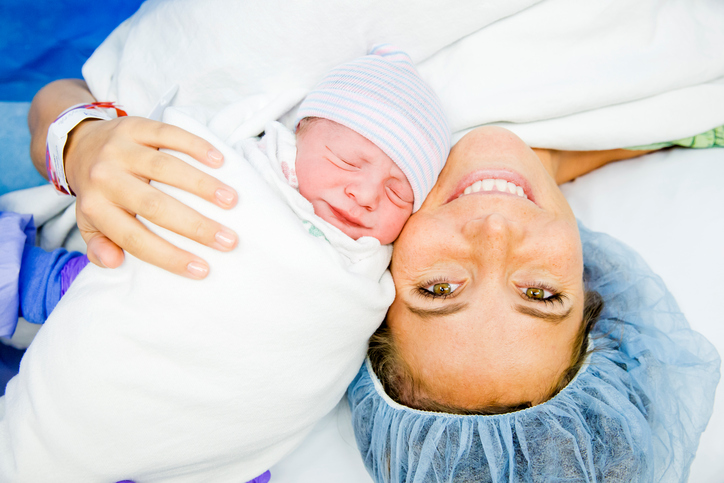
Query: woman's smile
446,169,536,205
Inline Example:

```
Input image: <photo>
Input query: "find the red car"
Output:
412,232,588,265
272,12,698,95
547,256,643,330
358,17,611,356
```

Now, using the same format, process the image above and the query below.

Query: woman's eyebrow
514,304,573,324
405,302,469,320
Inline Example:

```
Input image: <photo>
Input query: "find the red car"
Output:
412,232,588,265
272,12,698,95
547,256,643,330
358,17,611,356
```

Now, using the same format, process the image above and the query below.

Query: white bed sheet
269,146,724,483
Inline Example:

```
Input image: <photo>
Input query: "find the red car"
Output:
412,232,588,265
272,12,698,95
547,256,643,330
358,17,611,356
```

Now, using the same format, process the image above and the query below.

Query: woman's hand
65,116,239,279
29,79,238,279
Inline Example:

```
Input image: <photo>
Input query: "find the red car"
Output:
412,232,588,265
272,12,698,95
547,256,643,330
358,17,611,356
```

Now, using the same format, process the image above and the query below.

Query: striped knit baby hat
296,45,451,212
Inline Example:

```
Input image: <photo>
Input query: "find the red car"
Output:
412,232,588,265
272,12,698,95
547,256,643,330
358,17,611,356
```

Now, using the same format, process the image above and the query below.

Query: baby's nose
346,181,380,210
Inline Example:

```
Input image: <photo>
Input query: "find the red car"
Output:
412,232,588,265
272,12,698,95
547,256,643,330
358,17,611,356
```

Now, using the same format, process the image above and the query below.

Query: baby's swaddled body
0,109,395,482
0,45,452,482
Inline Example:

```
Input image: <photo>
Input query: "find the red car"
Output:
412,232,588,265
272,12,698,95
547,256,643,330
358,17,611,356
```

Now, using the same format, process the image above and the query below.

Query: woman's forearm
28,79,97,179
534,147,656,185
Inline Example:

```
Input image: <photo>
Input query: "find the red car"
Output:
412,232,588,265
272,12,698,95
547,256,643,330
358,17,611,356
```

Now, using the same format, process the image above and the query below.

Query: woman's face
387,126,584,409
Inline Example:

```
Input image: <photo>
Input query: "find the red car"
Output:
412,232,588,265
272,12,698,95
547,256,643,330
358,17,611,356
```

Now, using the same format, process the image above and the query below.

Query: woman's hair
369,290,604,415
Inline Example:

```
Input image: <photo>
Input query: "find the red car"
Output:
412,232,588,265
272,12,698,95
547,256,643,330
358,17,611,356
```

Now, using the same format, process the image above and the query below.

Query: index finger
132,118,226,169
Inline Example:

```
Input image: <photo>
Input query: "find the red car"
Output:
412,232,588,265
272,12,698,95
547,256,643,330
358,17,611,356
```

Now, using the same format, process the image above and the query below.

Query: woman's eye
521,285,565,306
423,282,460,297
525,287,550,300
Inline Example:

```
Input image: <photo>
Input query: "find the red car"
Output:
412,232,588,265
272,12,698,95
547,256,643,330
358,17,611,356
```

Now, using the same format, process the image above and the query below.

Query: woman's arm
28,79,239,279
533,147,657,185
28,79,97,177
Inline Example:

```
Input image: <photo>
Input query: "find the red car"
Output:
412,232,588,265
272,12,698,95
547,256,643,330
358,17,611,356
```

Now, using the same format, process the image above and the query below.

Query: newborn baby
6,45,449,326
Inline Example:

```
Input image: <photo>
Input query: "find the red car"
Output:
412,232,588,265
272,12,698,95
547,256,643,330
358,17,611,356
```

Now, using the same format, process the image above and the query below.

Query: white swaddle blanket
0,109,394,481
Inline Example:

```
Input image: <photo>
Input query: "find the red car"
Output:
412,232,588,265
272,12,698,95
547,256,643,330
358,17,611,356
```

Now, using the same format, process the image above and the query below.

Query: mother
347,125,719,482
27,77,656,421
24,79,718,483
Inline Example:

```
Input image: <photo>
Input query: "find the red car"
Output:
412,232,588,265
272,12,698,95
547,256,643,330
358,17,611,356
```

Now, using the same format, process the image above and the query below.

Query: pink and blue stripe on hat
296,45,451,212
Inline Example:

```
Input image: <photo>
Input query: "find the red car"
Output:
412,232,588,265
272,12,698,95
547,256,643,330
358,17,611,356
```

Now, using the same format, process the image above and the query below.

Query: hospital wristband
45,102,128,196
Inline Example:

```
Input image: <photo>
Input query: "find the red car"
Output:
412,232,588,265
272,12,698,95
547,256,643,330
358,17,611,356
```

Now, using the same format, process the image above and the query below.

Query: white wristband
45,102,127,196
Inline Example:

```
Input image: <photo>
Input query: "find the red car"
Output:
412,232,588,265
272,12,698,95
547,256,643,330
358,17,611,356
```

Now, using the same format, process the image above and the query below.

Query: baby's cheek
378,209,413,244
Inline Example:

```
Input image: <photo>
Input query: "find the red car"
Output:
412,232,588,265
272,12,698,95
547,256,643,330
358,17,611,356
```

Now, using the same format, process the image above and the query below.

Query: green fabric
303,220,328,241
626,125,724,150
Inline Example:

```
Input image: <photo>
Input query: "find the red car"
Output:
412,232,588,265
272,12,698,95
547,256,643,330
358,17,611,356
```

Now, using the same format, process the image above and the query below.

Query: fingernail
92,250,108,268
215,188,235,206
187,261,209,279
207,148,223,165
215,229,237,249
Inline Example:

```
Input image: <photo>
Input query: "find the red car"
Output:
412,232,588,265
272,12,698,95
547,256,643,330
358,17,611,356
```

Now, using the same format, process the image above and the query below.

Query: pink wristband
45,102,128,196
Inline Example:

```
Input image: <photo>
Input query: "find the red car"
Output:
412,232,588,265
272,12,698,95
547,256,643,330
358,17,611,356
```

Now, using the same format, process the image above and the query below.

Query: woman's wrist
62,118,99,195
46,103,127,195
28,79,98,179
534,147,658,185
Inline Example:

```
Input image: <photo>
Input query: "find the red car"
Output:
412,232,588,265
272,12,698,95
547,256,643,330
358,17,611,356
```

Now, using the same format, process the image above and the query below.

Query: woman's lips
445,169,537,205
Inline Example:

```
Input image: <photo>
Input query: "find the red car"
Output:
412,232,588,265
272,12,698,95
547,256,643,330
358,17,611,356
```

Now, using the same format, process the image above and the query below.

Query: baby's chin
319,213,394,244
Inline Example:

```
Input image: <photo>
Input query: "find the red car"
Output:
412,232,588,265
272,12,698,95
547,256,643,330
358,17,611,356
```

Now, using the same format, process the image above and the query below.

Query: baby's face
295,119,414,244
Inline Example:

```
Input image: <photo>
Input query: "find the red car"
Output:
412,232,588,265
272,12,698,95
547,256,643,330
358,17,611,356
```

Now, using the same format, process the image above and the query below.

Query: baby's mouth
329,205,365,228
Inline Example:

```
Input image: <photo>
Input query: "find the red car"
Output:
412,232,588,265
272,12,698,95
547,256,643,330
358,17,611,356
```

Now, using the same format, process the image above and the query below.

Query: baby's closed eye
386,180,413,206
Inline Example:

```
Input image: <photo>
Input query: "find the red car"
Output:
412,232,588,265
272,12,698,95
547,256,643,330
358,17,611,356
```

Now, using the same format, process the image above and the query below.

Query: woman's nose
462,213,518,258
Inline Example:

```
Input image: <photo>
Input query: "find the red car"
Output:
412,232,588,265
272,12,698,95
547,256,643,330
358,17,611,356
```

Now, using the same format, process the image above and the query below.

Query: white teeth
458,178,529,200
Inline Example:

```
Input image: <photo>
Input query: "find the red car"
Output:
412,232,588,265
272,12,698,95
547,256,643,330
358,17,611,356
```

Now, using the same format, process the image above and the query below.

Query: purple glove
60,254,89,296
247,471,271,483
116,471,270,483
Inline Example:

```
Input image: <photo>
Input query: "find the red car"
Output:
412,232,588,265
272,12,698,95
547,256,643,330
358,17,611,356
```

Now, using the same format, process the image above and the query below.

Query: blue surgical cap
348,223,720,482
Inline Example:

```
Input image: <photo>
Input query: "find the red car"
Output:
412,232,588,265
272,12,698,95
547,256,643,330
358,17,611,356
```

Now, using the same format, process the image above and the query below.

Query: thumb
84,233,125,269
